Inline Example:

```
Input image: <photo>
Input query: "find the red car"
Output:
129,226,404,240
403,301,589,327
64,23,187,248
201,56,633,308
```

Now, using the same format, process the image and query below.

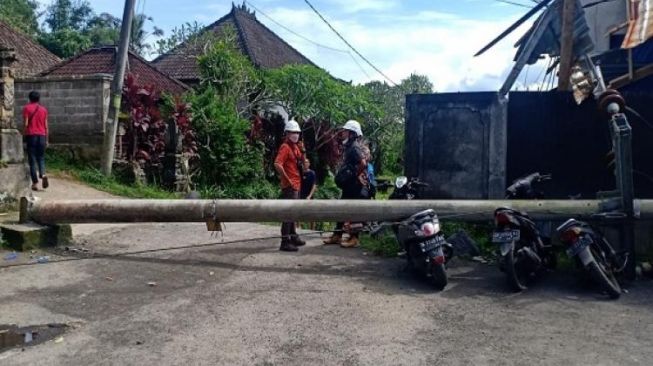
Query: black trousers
25,135,46,184
280,188,299,241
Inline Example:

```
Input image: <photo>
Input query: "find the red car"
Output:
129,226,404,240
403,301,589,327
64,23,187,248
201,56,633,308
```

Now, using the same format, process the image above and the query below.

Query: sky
36,0,549,92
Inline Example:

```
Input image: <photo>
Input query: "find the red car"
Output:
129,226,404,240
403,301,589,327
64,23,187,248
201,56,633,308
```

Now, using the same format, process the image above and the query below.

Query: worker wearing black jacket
324,120,369,248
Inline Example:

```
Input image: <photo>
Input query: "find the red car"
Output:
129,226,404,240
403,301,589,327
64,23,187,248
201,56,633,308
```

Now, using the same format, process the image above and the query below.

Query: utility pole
558,0,576,91
100,0,136,176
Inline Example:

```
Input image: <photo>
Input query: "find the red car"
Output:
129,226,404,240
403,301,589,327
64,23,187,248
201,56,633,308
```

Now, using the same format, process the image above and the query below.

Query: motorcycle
492,173,557,291
372,176,452,290
556,215,627,299
388,176,428,200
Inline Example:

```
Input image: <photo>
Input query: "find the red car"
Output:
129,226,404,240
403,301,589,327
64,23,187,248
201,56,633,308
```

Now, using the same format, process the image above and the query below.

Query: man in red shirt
22,91,49,191
274,119,306,252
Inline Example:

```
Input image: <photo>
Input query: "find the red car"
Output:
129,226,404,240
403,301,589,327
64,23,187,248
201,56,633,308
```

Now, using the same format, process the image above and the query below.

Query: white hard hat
342,119,363,137
284,119,301,133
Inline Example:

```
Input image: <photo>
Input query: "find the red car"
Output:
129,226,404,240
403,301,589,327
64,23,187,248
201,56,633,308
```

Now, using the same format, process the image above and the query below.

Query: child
300,159,317,230
300,159,317,200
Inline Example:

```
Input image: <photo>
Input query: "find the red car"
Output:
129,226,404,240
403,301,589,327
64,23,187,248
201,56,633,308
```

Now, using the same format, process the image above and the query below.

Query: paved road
1,178,652,365
1,220,652,366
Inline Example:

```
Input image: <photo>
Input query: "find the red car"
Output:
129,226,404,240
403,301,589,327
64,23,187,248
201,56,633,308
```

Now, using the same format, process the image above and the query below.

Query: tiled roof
41,47,189,95
0,20,61,78
152,5,316,83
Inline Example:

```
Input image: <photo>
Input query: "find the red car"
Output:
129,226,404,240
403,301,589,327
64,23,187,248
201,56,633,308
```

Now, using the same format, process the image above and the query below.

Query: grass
47,151,180,199
360,231,400,257
359,220,495,259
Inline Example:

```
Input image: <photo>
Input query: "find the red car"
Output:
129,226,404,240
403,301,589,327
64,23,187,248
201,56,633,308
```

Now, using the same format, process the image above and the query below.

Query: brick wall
14,74,111,147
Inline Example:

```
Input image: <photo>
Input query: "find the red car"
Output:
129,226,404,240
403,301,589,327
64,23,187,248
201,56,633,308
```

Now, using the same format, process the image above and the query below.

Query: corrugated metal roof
500,0,595,94
514,0,594,65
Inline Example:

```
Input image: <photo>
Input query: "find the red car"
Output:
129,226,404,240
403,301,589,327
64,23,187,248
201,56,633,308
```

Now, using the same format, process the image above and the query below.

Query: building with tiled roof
40,47,189,95
0,20,60,78
153,4,317,85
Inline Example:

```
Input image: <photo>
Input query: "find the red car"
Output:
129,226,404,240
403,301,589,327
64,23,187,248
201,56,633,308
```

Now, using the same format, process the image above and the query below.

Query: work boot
291,235,306,247
340,236,359,248
280,241,298,252
323,234,342,245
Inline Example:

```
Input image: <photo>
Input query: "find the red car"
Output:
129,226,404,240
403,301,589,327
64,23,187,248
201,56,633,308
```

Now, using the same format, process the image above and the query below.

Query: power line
494,0,535,8
302,0,398,86
347,51,373,79
245,0,376,82
244,0,349,54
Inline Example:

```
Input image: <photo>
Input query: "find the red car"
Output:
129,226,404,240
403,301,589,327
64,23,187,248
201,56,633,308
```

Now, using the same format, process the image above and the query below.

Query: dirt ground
1,178,652,365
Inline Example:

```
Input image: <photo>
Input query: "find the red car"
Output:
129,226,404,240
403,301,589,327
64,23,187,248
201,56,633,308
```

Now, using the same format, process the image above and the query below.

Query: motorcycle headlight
395,176,408,189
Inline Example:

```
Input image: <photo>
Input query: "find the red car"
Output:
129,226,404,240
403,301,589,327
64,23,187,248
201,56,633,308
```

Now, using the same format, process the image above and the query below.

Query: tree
39,28,92,58
191,27,266,189
86,12,120,47
364,74,433,174
44,0,93,33
39,0,94,57
0,0,39,37
155,21,204,56
38,0,161,58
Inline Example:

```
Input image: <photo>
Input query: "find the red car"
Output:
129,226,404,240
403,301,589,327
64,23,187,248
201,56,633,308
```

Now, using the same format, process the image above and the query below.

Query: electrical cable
244,1,374,82
244,0,349,54
302,0,398,86
493,0,535,9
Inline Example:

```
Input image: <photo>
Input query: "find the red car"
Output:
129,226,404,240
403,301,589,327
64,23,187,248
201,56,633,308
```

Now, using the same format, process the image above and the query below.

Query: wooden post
558,0,576,91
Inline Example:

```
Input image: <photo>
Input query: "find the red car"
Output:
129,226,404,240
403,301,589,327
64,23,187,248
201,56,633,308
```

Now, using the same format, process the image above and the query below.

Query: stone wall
14,74,111,158
0,47,29,208
405,92,507,199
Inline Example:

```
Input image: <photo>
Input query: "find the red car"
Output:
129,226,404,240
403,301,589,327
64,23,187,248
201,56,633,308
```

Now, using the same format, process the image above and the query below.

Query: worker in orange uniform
274,120,306,252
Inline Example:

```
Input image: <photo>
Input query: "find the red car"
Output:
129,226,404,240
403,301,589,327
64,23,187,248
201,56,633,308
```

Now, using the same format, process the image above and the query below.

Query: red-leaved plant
118,74,197,184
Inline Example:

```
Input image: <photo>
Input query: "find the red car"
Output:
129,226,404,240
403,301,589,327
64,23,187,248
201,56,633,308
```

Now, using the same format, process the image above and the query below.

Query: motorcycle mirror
395,176,408,189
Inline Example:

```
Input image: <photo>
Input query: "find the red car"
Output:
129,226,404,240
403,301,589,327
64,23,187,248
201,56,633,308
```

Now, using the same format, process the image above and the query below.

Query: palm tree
130,13,163,57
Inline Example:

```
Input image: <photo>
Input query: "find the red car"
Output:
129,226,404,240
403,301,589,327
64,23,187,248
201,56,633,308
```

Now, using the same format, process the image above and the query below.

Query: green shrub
360,232,400,257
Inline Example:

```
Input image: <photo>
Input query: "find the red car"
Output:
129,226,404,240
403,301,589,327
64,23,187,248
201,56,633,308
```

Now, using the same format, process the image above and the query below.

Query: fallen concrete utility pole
19,197,653,225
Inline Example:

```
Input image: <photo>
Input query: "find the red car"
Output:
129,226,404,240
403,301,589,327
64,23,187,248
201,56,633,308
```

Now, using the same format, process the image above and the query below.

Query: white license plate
492,230,520,243
566,237,592,257
419,235,446,253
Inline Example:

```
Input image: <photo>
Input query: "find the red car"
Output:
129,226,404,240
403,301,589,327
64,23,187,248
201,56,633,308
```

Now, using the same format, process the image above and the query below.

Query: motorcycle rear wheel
430,263,448,291
504,248,528,292
587,248,621,299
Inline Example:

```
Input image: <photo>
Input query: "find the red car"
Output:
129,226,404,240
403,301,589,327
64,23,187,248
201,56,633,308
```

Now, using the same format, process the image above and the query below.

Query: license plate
492,230,520,243
419,235,446,253
566,236,592,257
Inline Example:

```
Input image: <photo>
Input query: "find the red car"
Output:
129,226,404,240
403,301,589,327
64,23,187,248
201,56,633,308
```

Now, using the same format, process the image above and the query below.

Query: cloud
325,0,399,13
260,5,536,92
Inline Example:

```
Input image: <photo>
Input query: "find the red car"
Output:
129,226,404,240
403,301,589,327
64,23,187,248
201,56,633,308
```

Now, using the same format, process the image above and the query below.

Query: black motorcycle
557,215,627,299
373,176,452,290
377,176,429,200
492,173,557,291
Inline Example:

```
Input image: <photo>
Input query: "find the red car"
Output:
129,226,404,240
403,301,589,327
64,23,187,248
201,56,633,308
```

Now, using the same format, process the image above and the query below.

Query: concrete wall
405,92,507,199
14,74,111,151
581,0,627,54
